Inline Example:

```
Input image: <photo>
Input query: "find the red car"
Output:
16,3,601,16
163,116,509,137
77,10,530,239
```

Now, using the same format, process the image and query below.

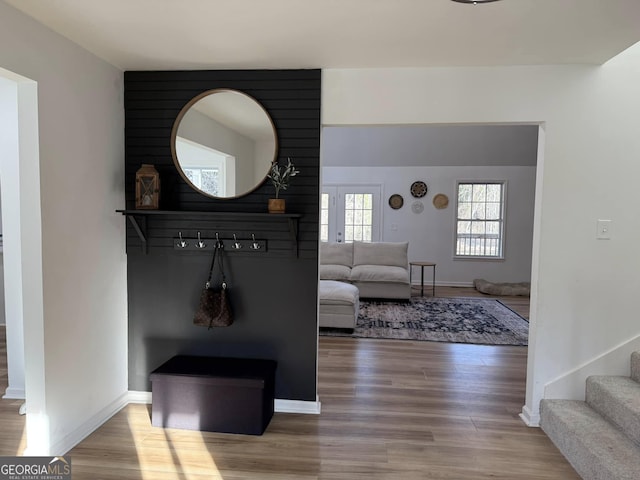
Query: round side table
409,261,436,297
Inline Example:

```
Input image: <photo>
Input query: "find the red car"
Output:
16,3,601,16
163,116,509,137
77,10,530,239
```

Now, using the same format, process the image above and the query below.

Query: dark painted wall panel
124,70,321,400
128,255,318,399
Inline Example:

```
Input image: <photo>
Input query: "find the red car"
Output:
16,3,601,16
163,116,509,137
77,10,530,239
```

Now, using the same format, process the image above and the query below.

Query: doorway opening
0,67,45,454
317,123,544,425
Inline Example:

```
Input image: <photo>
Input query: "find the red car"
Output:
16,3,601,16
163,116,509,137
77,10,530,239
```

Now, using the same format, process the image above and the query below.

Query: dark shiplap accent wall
124,70,320,400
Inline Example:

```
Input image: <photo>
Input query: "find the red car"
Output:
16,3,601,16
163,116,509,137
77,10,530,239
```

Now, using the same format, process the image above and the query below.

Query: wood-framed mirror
171,89,278,199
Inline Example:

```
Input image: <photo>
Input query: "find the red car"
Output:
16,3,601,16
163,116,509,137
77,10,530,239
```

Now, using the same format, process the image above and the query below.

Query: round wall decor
410,181,428,198
388,194,404,209
411,201,424,214
433,193,449,209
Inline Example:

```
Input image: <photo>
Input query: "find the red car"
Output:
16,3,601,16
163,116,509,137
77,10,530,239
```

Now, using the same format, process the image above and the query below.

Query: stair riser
540,400,640,480
586,377,640,446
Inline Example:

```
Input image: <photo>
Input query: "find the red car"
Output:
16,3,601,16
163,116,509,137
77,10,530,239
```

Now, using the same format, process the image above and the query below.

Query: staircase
540,352,640,480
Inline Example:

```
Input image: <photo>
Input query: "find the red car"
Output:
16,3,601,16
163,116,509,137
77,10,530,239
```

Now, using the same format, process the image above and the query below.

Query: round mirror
171,89,278,199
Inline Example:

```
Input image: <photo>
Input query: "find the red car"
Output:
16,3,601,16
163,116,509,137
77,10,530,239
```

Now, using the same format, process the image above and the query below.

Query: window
455,182,505,258
343,193,373,242
175,136,235,197
183,167,220,196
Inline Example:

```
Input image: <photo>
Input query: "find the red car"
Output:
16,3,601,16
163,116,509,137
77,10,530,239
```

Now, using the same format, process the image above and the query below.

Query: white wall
0,181,4,326
322,124,538,167
0,180,3,241
0,1,127,455
323,42,640,423
323,165,535,285
0,254,4,326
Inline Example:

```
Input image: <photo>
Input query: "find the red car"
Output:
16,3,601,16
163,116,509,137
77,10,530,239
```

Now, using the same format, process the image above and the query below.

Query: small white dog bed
474,278,530,296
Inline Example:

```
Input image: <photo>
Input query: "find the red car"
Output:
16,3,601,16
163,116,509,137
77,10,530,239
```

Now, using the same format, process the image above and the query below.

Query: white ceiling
4,0,640,70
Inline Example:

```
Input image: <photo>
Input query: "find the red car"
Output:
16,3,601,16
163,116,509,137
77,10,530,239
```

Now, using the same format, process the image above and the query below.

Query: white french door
321,185,381,243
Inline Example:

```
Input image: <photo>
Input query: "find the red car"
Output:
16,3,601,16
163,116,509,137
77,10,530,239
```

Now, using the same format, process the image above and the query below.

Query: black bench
150,355,277,435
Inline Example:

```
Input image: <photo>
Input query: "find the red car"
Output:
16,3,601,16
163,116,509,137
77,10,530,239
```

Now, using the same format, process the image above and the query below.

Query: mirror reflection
171,89,277,199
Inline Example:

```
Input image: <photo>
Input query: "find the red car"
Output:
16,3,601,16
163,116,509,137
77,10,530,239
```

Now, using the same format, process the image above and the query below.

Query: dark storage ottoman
150,355,277,435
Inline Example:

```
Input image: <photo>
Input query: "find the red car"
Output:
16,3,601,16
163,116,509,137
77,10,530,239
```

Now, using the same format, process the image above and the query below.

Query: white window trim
453,180,507,261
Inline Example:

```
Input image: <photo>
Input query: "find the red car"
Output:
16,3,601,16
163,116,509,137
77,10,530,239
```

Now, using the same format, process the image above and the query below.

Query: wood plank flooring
0,288,579,479
0,324,27,455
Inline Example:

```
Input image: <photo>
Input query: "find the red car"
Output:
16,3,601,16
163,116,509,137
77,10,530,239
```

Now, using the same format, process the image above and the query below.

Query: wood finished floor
0,287,579,479
0,324,27,455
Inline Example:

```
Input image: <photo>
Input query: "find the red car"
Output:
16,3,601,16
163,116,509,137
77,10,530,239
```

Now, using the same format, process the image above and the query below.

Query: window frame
453,180,507,260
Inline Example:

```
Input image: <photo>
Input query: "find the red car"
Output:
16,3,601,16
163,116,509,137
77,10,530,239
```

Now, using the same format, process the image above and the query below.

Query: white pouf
319,280,359,330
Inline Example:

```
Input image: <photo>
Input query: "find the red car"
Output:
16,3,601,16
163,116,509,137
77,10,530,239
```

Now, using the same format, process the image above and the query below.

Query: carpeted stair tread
586,375,640,446
631,352,640,383
540,399,640,480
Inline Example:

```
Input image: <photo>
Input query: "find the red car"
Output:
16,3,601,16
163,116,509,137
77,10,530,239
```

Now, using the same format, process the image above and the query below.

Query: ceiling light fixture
451,0,502,4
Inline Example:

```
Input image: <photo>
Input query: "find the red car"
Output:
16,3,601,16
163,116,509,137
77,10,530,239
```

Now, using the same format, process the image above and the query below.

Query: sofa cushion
350,265,409,284
353,241,408,268
319,280,359,306
320,242,353,267
319,264,351,281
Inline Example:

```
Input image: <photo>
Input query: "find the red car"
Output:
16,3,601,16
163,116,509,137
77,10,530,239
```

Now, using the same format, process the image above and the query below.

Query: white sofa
320,241,411,300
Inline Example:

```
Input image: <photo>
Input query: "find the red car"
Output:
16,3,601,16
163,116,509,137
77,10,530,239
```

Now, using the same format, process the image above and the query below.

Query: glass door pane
343,193,374,242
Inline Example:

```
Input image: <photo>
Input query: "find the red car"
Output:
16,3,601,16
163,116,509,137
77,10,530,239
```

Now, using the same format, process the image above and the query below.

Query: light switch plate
596,219,611,240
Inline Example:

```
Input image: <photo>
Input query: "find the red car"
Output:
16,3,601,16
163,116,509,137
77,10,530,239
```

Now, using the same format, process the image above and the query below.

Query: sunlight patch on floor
166,429,223,480
126,406,223,479
126,407,177,479
15,425,26,455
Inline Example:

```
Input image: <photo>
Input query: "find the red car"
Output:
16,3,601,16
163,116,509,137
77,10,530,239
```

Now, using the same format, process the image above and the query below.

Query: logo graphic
0,456,71,480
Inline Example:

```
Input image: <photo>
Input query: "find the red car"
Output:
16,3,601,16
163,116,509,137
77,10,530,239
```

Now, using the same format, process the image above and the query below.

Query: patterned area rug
320,297,529,346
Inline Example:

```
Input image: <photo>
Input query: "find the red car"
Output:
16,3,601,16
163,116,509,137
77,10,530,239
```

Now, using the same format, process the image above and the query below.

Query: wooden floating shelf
116,210,302,256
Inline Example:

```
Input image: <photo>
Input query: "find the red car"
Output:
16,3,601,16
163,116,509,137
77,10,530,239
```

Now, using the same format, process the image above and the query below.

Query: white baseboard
3,386,26,399
275,397,321,414
519,405,540,427
128,390,152,404
440,281,475,288
411,281,474,288
127,390,321,414
33,392,130,456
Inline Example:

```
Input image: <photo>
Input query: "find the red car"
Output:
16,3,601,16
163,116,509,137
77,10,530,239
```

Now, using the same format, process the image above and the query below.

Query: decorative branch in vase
267,157,300,213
